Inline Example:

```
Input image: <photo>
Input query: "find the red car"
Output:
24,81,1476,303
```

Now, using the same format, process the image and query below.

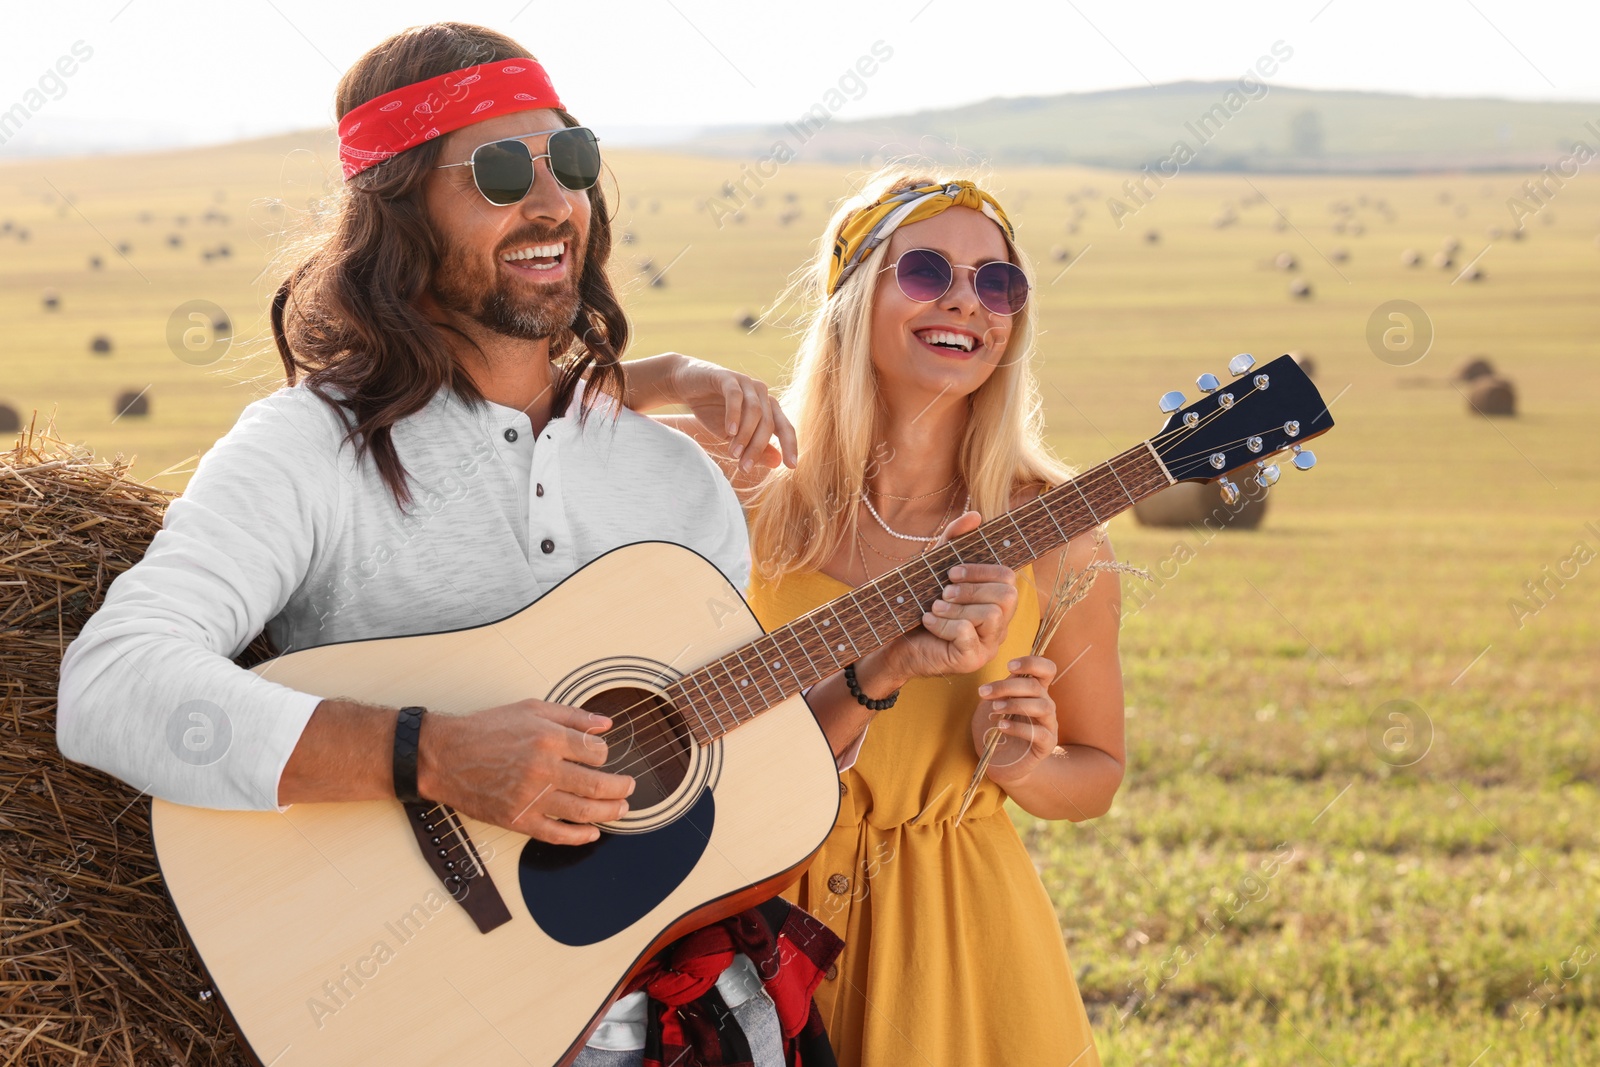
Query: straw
1,413,268,1066
953,526,1149,826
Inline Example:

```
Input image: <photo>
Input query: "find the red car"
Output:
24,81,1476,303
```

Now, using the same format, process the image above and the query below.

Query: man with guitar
56,22,1022,1067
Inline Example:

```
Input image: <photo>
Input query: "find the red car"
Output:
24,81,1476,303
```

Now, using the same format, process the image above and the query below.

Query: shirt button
540,538,555,554
825,962,839,981
535,483,545,497
839,780,848,797
827,873,850,895
503,428,518,443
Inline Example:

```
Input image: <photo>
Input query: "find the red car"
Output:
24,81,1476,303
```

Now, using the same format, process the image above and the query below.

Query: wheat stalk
953,526,1149,825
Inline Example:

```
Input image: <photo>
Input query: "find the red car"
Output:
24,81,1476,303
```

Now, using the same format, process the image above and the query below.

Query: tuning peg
1253,461,1280,488
1158,390,1186,414
1228,353,1255,377
1218,477,1240,505
1291,444,1316,471
1196,373,1221,394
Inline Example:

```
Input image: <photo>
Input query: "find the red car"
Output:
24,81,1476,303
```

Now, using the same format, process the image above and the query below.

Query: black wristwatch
393,706,427,803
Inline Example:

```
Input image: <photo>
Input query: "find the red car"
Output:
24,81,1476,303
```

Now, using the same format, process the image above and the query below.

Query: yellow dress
747,563,1102,1067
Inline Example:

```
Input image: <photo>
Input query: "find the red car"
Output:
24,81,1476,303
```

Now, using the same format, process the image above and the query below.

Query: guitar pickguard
517,788,716,946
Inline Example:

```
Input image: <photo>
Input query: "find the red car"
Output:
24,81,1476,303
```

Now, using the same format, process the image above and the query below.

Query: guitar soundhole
584,687,691,810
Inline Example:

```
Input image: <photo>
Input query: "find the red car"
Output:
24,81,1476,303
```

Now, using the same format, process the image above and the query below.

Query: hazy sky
4,0,1598,151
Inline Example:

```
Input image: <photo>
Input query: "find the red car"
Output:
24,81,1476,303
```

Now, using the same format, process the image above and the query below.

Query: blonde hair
746,164,1074,583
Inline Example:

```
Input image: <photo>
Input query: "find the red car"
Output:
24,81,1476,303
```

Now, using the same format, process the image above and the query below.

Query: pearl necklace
861,486,971,543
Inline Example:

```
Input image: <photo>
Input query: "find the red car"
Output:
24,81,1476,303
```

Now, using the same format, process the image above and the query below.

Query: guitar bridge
403,801,512,934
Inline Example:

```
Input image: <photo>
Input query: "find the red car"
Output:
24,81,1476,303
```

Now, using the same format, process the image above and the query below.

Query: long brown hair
270,23,628,513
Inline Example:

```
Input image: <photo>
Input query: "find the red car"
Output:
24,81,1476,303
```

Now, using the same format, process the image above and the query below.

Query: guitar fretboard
665,443,1172,743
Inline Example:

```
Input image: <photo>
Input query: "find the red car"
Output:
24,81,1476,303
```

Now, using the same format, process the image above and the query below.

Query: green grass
3,132,1597,1063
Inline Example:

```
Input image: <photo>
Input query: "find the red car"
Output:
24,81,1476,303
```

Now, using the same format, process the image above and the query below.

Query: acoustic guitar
151,353,1333,1065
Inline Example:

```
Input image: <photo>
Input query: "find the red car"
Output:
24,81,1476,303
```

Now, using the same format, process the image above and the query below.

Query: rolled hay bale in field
1144,229,1160,244
113,390,149,418
1289,277,1313,299
1050,246,1070,262
88,255,102,270
1,422,272,1065
619,230,636,245
1457,356,1495,382
1432,251,1454,270
1460,264,1485,282
735,310,759,331
1401,248,1421,266
1274,251,1296,270
0,403,20,434
1132,480,1269,531
41,289,60,311
1329,247,1350,263
1468,376,1516,416
89,335,113,356
1288,350,1316,378
1442,236,1461,254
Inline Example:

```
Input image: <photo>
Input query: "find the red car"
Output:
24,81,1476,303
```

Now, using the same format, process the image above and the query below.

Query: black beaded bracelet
843,662,900,712
393,706,426,803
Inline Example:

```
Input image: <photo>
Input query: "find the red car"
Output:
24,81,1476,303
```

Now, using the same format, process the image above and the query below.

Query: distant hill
678,82,1600,173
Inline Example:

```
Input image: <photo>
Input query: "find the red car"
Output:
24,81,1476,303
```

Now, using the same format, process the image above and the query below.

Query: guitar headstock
1149,353,1334,503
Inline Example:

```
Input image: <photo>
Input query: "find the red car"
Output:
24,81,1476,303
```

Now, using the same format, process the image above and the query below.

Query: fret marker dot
740,679,749,687
1003,539,1012,547
895,595,904,604
836,643,845,652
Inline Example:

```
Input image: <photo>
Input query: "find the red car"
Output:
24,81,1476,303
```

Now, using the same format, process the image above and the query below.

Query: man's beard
431,228,584,341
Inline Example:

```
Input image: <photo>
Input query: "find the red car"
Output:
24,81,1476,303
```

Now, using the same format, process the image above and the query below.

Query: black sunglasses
879,247,1030,316
435,126,602,206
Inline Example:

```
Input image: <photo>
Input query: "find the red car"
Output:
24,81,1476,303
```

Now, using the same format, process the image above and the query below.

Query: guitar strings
582,379,1292,780
593,388,1282,780
598,397,1283,783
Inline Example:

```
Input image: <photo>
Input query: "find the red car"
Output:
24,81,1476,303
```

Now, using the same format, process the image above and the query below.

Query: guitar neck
668,442,1172,743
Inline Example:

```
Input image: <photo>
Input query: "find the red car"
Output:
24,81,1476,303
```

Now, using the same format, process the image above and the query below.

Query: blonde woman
673,170,1127,1066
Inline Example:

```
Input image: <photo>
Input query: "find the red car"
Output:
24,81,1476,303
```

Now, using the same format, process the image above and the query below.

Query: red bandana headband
337,58,565,181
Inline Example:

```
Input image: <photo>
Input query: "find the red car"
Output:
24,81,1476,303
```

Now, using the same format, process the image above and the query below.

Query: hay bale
1401,249,1421,266
1460,265,1485,282
1329,247,1349,263
0,403,19,434
1273,217,1288,232
87,256,102,270
619,230,636,245
1468,376,1516,416
735,310,759,331
649,273,668,289
1442,236,1461,254
1457,357,1495,382
1,422,268,1065
1288,350,1317,377
113,390,149,418
41,290,60,311
1274,251,1296,270
1050,246,1070,262
1432,251,1453,270
1132,480,1269,531
166,234,182,248
1289,277,1313,299
1145,230,1160,244
89,336,113,356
